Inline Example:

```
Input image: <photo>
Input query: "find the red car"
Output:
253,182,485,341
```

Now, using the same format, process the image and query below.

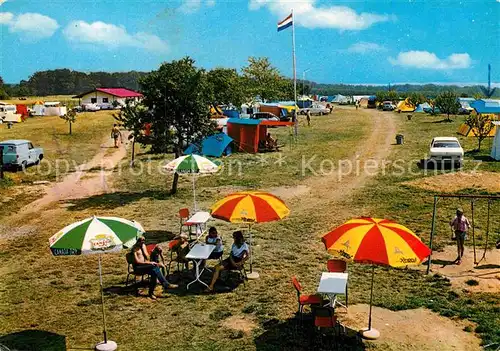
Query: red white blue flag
277,13,293,32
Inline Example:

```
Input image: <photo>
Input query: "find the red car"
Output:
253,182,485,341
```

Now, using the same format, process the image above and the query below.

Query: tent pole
98,255,108,343
426,195,438,274
368,265,375,330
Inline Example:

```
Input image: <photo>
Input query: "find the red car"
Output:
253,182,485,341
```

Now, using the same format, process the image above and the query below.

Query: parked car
428,137,464,168
97,103,115,110
82,103,101,112
382,101,396,111
458,107,472,115
0,140,44,171
251,112,280,121
300,103,330,115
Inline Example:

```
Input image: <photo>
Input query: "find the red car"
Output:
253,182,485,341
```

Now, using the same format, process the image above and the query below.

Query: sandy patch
339,305,481,351
221,315,257,335
269,185,310,201
403,171,500,193
426,245,500,293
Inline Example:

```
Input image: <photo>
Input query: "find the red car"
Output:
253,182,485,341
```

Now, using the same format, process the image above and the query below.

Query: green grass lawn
0,110,116,218
0,110,498,350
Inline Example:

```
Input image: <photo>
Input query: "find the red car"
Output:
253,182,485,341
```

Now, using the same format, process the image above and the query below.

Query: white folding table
185,243,215,289
184,211,211,241
317,272,348,309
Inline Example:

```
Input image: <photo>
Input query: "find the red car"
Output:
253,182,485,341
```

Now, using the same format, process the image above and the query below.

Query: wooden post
426,195,438,274
131,140,135,167
0,146,4,179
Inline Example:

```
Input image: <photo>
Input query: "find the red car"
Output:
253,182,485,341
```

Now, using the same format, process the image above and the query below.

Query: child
206,227,223,260
450,208,471,265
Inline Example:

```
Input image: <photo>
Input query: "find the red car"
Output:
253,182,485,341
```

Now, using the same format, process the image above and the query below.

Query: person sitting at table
206,227,223,260
205,230,249,292
265,133,278,150
172,233,191,267
131,237,177,299
149,244,166,275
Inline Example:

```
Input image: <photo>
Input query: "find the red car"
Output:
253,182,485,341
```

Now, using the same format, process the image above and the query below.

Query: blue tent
184,133,233,157
414,102,431,112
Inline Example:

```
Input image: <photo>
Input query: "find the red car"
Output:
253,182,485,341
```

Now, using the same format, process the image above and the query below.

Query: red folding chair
291,276,322,321
327,259,348,307
178,208,190,235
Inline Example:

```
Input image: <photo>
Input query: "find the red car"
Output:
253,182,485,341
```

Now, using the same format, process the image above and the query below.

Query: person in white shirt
206,227,223,260
206,230,249,292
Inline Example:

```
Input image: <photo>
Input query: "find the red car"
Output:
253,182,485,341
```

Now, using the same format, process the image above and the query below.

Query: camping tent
227,118,293,153
331,94,349,104
396,99,416,113
457,123,497,137
414,102,431,113
32,101,45,116
44,102,67,116
184,133,233,157
491,122,500,161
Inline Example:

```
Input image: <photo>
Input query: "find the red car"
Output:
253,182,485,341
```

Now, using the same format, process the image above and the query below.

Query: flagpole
291,9,298,138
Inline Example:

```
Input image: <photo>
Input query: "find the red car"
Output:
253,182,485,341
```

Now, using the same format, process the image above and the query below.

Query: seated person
131,237,177,299
149,244,166,274
172,233,191,265
206,227,223,260
265,133,278,150
206,231,249,292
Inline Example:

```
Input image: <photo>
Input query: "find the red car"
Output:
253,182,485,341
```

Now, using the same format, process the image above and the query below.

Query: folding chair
292,276,322,322
165,239,190,277
125,252,150,296
327,259,349,307
178,208,190,235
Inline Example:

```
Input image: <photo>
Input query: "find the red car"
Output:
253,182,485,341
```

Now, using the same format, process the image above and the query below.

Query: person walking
450,208,471,265
306,109,311,127
111,124,122,148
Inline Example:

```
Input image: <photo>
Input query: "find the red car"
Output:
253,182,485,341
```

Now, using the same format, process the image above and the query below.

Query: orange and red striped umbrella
322,217,430,267
210,191,290,223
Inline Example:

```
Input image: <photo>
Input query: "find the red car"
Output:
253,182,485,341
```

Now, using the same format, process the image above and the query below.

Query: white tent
491,122,500,161
32,101,45,116
44,102,67,116
331,94,349,104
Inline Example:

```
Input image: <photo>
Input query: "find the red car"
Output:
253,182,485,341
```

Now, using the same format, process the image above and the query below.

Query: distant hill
3,68,498,99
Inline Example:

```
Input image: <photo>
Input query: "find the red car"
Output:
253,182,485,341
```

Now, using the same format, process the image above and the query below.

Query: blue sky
0,0,498,85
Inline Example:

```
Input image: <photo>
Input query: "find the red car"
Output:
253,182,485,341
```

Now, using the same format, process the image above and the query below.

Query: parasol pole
246,222,259,279
95,254,118,351
361,265,379,340
98,255,108,343
192,172,197,212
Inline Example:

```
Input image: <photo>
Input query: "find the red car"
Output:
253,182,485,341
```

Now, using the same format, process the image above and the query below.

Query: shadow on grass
0,330,66,351
145,230,175,243
431,258,457,267
474,263,500,270
254,314,365,351
416,159,461,170
64,190,172,211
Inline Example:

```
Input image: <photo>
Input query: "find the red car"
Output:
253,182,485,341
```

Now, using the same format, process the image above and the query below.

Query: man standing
450,208,471,265
111,124,122,148
306,109,311,127
132,237,177,299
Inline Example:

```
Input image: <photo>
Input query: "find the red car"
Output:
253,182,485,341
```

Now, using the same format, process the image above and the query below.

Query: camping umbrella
49,216,144,351
321,217,431,339
210,191,290,279
163,154,220,211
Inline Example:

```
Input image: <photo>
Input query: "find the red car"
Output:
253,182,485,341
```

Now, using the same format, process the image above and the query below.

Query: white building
73,88,143,106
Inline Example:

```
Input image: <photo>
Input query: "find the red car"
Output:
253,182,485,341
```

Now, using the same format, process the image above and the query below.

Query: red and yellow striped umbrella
322,217,430,267
210,191,290,223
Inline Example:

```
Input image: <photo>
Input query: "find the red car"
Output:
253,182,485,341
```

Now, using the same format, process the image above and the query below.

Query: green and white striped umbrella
49,216,144,256
163,154,220,210
163,154,220,174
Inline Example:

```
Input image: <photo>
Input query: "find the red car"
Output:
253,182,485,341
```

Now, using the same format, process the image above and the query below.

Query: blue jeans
134,264,170,296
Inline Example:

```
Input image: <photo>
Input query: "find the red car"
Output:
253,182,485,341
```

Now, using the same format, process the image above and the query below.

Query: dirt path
10,132,130,219
272,108,396,221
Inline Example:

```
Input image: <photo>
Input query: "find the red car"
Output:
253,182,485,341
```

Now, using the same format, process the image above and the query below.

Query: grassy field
0,110,116,217
0,109,499,350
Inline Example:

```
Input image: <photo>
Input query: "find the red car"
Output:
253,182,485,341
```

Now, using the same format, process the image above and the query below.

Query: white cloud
347,42,386,54
179,0,216,13
63,20,168,53
0,11,13,24
0,0,7,6
389,51,472,70
249,0,393,30
0,12,59,38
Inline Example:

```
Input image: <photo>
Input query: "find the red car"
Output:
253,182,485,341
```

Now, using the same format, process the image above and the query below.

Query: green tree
406,92,426,109
139,57,215,194
206,68,246,108
375,91,387,103
386,90,399,103
0,76,9,100
114,101,150,144
465,114,495,151
435,91,461,121
473,93,483,100
242,57,285,102
60,109,77,135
